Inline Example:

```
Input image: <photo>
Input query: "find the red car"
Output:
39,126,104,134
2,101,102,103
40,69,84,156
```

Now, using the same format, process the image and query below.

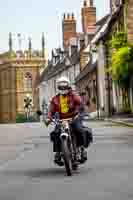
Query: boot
54,152,64,166
80,147,87,163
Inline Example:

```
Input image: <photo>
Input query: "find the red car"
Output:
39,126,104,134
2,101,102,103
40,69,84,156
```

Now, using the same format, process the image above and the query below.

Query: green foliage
120,105,132,114
111,46,133,87
110,32,127,50
110,31,133,88
16,113,27,123
16,113,39,123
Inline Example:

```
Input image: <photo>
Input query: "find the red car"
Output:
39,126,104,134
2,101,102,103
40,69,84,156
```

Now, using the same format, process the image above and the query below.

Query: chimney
62,12,77,49
81,0,96,34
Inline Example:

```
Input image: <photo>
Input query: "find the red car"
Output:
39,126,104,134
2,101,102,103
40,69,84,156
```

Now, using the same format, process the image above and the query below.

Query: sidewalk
86,111,133,127
104,114,133,127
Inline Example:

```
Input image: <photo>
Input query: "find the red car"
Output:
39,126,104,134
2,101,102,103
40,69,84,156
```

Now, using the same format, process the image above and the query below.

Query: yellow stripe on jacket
60,95,69,114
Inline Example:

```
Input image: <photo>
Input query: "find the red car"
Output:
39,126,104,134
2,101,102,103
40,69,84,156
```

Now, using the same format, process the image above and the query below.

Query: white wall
97,41,107,116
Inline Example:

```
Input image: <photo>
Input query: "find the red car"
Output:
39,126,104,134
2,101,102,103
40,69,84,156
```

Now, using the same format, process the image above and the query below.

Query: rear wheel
61,139,72,176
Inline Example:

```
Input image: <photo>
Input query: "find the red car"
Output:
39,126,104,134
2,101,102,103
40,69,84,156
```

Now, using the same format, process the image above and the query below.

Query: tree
110,32,133,110
111,46,133,87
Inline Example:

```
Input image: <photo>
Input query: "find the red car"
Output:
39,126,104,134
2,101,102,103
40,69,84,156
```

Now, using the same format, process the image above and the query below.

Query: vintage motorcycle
49,112,93,176
50,114,79,176
37,110,93,176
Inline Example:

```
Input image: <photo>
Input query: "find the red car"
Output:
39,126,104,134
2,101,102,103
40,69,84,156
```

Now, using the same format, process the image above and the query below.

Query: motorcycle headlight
62,121,69,130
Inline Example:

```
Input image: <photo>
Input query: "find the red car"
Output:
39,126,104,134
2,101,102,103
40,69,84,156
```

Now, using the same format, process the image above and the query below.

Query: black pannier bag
82,127,93,148
50,130,61,152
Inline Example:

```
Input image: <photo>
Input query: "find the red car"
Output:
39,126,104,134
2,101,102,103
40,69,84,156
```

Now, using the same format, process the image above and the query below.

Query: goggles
58,85,70,90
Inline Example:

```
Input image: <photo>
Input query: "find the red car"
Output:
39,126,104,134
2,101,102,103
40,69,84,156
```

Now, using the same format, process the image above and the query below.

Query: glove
44,118,51,127
36,110,42,116
73,113,79,120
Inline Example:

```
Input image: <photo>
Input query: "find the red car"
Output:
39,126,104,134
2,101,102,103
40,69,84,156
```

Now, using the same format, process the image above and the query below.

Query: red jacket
48,90,81,119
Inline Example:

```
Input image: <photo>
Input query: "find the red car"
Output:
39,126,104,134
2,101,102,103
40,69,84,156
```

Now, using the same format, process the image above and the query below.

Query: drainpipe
96,64,100,119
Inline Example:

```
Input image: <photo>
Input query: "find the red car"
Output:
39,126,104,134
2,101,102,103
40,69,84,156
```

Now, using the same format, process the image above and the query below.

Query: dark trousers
50,117,87,152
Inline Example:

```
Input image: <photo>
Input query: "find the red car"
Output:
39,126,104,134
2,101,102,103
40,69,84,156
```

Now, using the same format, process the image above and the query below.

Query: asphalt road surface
0,121,133,200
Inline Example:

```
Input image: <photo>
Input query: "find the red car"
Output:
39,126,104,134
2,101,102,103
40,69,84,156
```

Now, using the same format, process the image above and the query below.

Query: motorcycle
50,113,80,176
36,111,93,176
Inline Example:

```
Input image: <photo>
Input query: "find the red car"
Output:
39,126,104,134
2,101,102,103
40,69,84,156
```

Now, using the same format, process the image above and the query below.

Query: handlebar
51,118,72,124
50,114,79,125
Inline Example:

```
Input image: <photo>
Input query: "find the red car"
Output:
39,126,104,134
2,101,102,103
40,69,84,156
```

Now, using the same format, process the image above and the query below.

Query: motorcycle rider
46,76,88,165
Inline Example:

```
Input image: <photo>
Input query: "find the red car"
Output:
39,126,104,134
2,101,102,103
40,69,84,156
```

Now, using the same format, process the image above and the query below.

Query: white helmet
56,76,71,95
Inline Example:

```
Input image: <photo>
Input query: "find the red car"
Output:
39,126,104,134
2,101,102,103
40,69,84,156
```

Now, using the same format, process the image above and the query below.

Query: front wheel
61,139,72,176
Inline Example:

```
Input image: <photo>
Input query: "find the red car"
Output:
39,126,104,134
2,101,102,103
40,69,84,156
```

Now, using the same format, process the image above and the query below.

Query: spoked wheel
61,139,72,176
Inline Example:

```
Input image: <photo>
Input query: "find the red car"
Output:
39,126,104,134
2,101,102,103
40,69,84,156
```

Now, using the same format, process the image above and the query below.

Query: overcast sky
0,0,110,57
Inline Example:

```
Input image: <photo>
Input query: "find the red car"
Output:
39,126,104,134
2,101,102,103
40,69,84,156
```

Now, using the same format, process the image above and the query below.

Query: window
24,72,32,91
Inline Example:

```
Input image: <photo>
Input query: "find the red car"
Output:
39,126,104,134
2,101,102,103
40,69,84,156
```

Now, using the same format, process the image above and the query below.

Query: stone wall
0,58,45,123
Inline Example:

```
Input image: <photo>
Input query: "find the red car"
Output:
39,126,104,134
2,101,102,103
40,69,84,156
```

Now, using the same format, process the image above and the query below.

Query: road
0,121,133,200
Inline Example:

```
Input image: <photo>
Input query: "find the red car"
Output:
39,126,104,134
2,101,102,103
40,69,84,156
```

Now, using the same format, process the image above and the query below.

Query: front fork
69,132,78,163
60,131,78,163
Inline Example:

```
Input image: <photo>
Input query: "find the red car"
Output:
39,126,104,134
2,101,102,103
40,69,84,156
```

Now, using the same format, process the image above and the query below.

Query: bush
120,106,132,114
16,113,27,123
16,113,39,123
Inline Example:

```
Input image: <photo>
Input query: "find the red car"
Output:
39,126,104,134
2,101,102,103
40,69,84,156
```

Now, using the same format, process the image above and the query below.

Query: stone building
0,33,47,123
